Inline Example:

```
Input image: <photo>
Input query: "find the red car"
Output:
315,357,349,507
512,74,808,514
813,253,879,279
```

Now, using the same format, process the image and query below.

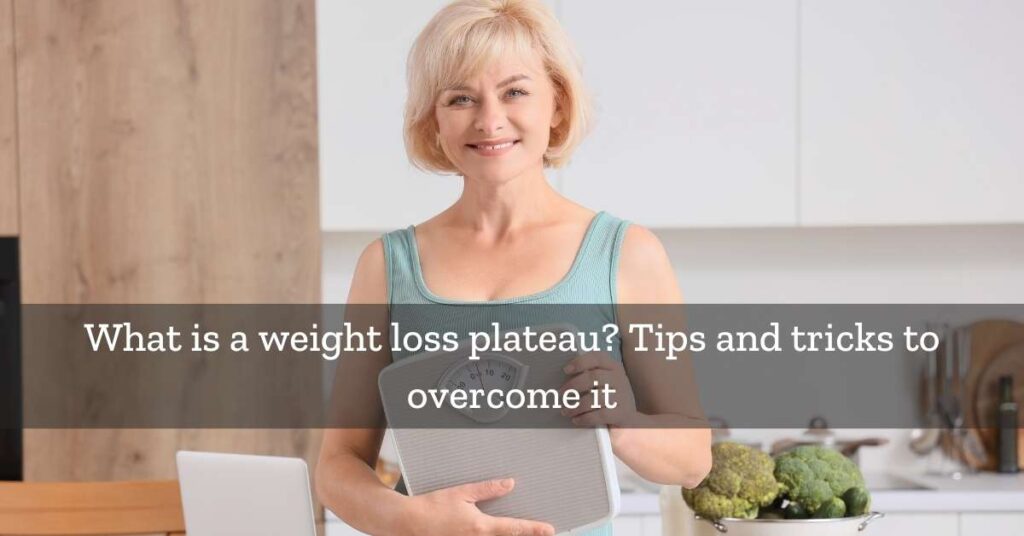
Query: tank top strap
380,226,427,306
559,211,632,304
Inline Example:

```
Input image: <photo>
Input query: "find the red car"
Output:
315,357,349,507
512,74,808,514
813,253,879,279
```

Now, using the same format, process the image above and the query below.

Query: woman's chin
461,167,523,185
459,159,543,185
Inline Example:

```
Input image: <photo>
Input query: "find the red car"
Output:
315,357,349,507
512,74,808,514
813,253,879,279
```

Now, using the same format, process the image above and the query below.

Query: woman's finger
562,351,619,374
559,368,611,395
451,478,516,503
488,516,556,536
569,407,615,426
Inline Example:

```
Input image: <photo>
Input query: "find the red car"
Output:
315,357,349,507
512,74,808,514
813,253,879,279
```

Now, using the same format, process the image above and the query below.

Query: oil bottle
998,375,1019,473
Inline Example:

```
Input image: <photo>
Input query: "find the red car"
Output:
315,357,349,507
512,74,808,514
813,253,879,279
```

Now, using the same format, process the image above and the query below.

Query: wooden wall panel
15,0,321,484
0,0,16,236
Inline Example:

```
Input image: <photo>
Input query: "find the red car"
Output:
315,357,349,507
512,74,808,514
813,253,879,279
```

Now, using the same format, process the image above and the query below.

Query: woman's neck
448,167,568,236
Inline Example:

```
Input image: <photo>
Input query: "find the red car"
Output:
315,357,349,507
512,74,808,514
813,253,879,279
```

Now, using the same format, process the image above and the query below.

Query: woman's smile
466,138,521,156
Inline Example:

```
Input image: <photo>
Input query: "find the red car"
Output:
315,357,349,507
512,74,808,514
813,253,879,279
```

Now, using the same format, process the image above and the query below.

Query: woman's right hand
404,478,555,536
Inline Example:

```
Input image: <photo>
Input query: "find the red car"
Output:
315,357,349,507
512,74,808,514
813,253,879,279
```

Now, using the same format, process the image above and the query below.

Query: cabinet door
960,513,1024,536
16,0,321,480
0,0,16,236
317,0,459,231
864,513,958,536
559,1,798,228
640,513,662,536
612,515,645,536
324,520,368,536
801,0,1024,226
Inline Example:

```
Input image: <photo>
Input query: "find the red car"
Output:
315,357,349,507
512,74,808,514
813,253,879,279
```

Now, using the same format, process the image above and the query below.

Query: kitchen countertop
325,470,1024,526
871,469,1024,512
617,470,1024,515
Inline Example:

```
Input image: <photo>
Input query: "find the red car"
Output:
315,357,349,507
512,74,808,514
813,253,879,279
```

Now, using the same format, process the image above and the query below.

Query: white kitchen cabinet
324,519,366,536
862,512,958,536
959,513,1024,536
327,514,654,536
558,1,798,228
613,515,645,535
800,0,1024,226
317,0,460,231
641,513,662,535
612,514,661,536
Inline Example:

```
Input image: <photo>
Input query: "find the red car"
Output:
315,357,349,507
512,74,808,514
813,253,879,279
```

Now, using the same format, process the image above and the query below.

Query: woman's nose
473,98,507,135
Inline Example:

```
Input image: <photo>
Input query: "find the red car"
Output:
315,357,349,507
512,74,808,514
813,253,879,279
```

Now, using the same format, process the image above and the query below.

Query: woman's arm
315,240,555,536
315,239,418,535
611,225,713,488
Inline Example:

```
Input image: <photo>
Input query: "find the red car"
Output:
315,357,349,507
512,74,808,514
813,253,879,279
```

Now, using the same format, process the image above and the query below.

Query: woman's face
435,50,562,183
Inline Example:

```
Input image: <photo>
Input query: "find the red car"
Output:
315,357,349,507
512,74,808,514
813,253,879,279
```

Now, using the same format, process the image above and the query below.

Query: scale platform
378,325,621,534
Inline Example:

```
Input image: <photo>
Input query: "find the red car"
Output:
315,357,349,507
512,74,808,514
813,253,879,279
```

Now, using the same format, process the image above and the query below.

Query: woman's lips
466,139,520,156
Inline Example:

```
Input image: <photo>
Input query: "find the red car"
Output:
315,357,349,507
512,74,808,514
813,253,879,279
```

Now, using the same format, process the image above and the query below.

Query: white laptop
176,451,317,536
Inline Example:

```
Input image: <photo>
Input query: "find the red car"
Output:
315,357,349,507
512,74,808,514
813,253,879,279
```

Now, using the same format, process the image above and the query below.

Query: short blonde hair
404,0,592,173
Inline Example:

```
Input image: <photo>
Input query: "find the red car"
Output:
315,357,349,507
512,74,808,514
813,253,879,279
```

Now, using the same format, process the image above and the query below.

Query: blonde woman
316,1,711,534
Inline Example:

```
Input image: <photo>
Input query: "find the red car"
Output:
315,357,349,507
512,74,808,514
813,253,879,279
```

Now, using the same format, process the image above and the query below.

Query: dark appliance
0,238,20,481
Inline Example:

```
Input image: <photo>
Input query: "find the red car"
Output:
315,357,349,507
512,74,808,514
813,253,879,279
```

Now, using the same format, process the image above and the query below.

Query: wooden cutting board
961,320,1024,471
963,320,1024,426
1020,429,1024,470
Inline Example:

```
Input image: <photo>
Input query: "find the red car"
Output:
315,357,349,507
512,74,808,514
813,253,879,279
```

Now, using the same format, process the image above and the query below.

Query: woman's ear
551,107,564,129
549,77,567,129
550,95,565,130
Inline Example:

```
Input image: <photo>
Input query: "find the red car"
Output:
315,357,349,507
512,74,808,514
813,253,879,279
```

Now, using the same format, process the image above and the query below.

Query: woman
316,1,711,534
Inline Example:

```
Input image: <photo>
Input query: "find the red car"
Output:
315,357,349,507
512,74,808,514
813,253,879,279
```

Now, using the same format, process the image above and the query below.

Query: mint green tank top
382,210,631,307
381,210,631,536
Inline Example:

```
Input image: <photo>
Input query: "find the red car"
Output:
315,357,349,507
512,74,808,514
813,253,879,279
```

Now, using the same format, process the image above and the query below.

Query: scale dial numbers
443,359,519,392
437,354,528,423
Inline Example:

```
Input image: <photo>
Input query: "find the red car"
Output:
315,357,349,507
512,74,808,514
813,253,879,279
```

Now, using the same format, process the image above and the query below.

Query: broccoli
682,442,781,520
842,486,871,516
784,502,810,519
812,497,847,518
773,445,867,516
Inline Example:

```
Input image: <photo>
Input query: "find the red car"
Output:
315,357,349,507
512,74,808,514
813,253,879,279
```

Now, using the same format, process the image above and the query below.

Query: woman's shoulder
588,208,657,254
614,221,682,304
617,223,662,257
347,238,388,304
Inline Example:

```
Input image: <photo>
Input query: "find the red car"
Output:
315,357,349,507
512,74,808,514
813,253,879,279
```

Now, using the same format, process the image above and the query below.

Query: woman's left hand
559,351,640,427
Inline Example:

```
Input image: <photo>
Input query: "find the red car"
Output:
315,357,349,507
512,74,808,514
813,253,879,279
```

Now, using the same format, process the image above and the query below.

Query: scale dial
438,354,528,423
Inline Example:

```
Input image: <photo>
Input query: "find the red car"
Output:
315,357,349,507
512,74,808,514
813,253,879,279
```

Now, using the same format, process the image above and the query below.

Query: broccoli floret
842,486,871,516
813,497,847,518
682,442,781,520
773,446,866,516
784,502,810,519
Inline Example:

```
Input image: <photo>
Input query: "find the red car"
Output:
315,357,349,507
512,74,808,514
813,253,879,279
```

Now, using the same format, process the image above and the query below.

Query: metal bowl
694,512,885,535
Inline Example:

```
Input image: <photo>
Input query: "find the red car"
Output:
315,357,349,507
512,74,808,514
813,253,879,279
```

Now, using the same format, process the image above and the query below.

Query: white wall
323,223,1024,471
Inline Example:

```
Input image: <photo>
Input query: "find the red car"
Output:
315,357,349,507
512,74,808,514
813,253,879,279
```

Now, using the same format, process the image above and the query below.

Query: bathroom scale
378,324,620,535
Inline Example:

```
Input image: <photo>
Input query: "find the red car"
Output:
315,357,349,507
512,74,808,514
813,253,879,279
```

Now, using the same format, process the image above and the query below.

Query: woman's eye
447,95,473,106
444,89,527,106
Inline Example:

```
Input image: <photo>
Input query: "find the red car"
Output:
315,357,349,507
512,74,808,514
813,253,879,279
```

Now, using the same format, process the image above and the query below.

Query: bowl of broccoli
684,443,884,535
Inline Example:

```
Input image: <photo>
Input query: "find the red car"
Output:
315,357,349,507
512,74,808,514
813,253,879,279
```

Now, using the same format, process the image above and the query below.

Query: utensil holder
925,427,977,478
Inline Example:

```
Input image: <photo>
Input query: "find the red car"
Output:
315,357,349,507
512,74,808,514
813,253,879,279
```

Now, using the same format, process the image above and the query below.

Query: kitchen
318,1,1024,534
2,0,1024,535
